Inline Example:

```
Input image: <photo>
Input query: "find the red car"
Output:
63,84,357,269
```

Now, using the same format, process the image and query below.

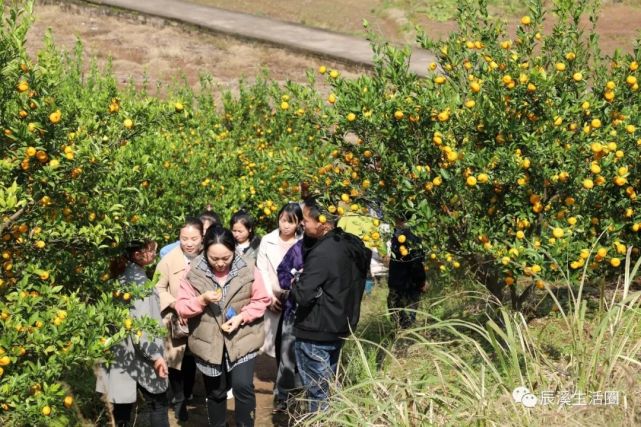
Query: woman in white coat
256,203,303,358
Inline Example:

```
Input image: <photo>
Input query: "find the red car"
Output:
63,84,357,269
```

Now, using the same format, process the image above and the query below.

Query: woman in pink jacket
176,226,270,427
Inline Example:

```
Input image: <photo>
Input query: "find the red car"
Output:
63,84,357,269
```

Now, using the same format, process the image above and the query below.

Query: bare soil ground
189,0,641,53
169,354,281,427
28,2,365,96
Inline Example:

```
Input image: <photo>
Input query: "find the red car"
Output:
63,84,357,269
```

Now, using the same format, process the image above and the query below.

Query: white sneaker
227,389,234,400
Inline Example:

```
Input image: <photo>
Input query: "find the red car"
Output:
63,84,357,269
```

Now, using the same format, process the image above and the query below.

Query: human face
302,205,325,239
133,242,157,267
180,225,203,256
278,212,298,239
206,243,234,273
232,221,250,244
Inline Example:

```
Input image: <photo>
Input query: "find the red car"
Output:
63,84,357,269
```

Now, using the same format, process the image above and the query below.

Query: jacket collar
192,253,247,285
165,245,189,274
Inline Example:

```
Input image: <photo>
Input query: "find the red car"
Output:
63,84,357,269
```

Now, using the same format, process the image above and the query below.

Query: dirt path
28,2,364,95
167,355,282,427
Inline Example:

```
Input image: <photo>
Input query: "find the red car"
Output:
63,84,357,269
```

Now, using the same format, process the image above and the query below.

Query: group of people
96,198,373,426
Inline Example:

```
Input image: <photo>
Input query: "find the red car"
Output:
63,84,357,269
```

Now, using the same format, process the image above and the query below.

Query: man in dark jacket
388,216,427,329
292,198,372,412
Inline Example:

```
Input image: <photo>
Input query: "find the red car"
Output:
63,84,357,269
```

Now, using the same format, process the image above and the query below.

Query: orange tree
0,3,187,424
315,0,641,307
1,4,332,420
122,74,329,241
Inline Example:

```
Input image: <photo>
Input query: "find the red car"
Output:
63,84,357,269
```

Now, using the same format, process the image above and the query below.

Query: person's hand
153,357,168,379
200,289,222,304
221,315,243,334
268,295,282,312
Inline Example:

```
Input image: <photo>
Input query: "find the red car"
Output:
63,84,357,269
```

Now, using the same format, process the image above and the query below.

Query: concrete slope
86,0,434,75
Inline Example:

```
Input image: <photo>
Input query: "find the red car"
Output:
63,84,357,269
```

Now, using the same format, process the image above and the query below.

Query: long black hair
181,216,204,235
230,210,256,241
199,209,221,228
203,225,236,255
277,202,303,234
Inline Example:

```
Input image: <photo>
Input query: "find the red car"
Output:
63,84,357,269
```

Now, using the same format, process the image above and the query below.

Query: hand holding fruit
200,288,222,304
221,314,243,334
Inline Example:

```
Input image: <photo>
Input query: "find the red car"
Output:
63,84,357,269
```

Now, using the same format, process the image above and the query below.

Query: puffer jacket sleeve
130,289,165,362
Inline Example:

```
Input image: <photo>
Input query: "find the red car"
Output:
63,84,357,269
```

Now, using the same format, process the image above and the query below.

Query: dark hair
303,197,336,225
181,216,204,235
199,209,221,227
230,210,255,241
277,202,303,225
109,239,153,277
203,225,236,255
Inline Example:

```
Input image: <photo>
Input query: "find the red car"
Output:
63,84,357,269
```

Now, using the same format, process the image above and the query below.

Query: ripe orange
49,110,61,124
63,395,74,409
437,110,450,122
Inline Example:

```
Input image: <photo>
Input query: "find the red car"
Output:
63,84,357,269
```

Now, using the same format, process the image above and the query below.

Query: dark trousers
294,339,343,412
203,357,256,427
112,385,169,427
168,351,196,404
275,314,298,402
387,286,421,328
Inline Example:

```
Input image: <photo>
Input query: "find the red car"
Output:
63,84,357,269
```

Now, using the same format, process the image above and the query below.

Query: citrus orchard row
2,0,641,424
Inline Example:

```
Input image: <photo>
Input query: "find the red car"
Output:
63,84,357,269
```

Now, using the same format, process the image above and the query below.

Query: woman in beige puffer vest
176,226,270,427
